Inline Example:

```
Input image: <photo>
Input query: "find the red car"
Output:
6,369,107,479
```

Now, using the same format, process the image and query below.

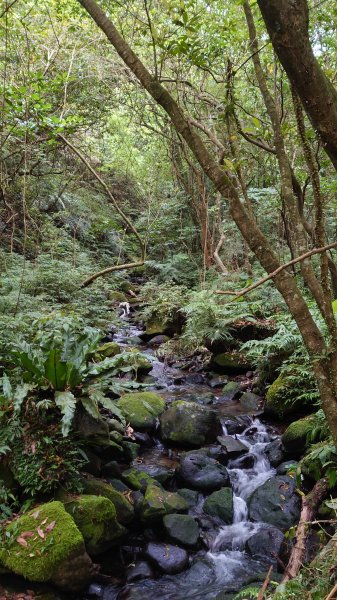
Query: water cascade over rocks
78,323,301,600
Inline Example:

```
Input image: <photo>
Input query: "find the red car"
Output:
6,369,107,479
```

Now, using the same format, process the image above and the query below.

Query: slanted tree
75,0,337,448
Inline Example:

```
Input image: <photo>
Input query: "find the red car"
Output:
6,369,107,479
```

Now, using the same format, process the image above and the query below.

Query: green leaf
13,383,32,412
332,299,337,314
81,395,101,421
2,374,12,401
44,349,68,390
54,391,76,436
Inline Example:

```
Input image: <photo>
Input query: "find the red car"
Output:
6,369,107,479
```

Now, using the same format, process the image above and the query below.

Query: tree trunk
257,0,337,171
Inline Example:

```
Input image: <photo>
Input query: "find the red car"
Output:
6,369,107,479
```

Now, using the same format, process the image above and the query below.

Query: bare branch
217,241,337,298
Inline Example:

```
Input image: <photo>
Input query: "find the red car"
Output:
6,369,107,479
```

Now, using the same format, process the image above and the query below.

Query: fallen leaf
32,510,41,520
37,527,45,539
41,518,48,525
45,520,56,532
17,536,28,547
20,531,34,539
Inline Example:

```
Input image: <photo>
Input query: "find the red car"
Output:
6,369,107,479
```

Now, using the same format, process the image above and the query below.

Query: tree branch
58,134,145,287
217,241,337,298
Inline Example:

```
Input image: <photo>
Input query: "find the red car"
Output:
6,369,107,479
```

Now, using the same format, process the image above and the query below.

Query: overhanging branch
217,241,337,299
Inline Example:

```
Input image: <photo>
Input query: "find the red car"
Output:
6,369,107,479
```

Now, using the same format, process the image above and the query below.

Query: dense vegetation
2,0,337,598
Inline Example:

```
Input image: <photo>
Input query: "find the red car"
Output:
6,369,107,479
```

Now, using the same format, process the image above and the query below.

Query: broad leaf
81,395,101,421
54,391,76,436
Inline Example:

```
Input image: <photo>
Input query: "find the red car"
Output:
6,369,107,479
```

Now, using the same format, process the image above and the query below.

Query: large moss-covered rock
140,484,188,523
282,414,318,455
203,488,234,524
248,475,301,531
63,495,126,555
117,392,165,431
82,477,134,524
0,501,96,591
94,341,121,359
160,401,221,447
210,351,252,374
264,374,302,419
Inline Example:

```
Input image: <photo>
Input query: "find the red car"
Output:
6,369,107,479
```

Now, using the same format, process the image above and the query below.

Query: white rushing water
208,417,276,581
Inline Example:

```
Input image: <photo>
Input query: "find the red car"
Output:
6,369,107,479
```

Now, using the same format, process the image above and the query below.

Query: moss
145,317,167,336
0,501,84,582
81,477,134,524
94,342,121,359
265,374,297,419
63,494,125,555
109,291,127,302
117,392,165,430
140,484,188,523
160,401,220,447
122,467,158,491
211,351,252,373
203,488,234,523
282,413,318,453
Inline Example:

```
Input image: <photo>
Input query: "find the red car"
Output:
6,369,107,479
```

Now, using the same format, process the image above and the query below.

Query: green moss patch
81,477,134,524
117,392,165,430
0,501,85,582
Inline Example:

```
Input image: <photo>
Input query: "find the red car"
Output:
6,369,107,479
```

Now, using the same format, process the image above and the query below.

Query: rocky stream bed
1,318,303,600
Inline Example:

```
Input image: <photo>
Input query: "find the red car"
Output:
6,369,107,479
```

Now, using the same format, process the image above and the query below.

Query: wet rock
63,494,126,555
208,375,229,388
223,416,251,435
210,351,252,374
185,373,205,385
160,401,221,447
145,542,189,574
126,561,154,582
117,392,166,431
122,467,159,491
239,392,262,412
101,460,121,478
122,440,140,461
131,463,175,485
140,484,189,523
248,475,301,531
94,342,121,359
163,514,200,547
108,478,130,493
277,461,298,475
133,432,154,447
233,454,256,469
217,435,249,459
203,487,234,524
177,488,201,508
264,439,285,467
147,335,170,347
178,451,230,491
82,476,134,524
220,381,241,402
245,525,284,563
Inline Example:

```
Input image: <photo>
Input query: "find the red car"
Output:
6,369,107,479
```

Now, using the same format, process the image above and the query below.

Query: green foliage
139,281,188,328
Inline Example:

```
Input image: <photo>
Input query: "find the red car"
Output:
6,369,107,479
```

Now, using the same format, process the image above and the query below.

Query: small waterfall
208,417,276,580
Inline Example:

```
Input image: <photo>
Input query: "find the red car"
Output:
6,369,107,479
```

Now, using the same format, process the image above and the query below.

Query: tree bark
257,0,337,171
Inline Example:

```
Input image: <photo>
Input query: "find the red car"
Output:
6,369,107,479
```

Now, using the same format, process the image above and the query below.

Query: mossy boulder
210,351,252,374
140,484,188,523
282,413,319,455
0,501,96,591
63,494,126,555
265,373,304,419
117,392,165,431
109,290,127,302
81,477,134,524
203,488,234,524
122,467,158,491
94,342,121,359
160,401,221,447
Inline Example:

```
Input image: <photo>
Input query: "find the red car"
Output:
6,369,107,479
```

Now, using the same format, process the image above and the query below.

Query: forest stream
1,316,301,600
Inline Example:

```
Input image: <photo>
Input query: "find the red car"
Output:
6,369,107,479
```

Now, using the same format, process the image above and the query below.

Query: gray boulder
145,542,189,574
178,451,230,491
160,401,221,447
248,475,301,531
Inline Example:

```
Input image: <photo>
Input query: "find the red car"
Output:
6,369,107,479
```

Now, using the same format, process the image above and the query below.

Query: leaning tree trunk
257,0,337,172
75,0,337,447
